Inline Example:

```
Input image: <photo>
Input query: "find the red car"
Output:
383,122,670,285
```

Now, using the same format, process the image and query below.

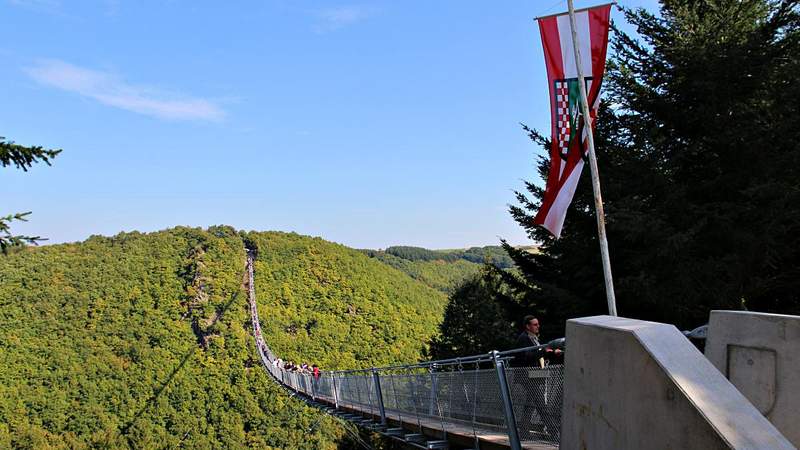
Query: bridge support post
428,364,438,416
492,350,522,450
311,374,317,401
372,369,387,425
332,372,339,409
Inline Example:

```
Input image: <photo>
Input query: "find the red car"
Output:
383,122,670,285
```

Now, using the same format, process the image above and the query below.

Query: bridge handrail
319,343,558,376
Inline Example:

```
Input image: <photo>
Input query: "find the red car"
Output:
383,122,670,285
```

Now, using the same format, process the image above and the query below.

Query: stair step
425,440,449,449
405,433,427,443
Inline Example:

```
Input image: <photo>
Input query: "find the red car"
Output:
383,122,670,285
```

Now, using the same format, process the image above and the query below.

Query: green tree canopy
428,268,520,360
0,227,445,448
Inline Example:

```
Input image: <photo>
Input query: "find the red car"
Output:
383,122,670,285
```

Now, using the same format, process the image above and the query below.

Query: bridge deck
309,392,557,450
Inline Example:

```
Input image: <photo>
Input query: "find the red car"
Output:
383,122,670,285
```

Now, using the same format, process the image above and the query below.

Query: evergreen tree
429,268,519,359
0,137,60,253
506,0,800,332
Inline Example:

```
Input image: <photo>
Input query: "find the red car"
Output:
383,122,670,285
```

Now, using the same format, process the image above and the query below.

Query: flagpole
566,0,618,316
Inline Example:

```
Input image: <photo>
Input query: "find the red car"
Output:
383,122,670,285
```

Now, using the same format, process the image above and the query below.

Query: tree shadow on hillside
115,291,240,447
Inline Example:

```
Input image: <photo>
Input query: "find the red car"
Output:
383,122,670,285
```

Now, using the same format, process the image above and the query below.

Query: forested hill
380,245,517,267
0,227,447,449
247,232,448,369
360,245,532,293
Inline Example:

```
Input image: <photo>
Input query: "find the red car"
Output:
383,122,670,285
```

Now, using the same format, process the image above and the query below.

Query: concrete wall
560,316,794,450
705,310,800,448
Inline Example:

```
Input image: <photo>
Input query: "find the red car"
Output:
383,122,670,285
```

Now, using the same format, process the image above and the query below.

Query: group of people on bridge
270,357,320,378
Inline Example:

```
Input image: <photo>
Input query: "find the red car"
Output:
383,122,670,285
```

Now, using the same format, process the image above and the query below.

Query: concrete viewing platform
561,315,795,450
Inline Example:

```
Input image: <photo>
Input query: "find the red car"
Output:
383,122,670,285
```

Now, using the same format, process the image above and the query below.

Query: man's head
523,315,540,336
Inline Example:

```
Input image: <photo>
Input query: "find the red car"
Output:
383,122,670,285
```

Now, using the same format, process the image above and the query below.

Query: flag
534,4,612,238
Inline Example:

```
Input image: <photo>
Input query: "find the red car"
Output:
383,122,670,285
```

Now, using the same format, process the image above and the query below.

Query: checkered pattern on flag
534,5,611,238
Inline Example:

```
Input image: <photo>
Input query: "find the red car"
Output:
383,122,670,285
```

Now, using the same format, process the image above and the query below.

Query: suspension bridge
245,249,564,450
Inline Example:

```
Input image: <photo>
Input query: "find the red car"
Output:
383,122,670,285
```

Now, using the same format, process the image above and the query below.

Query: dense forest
0,227,449,449
247,232,449,370
366,245,517,268
360,245,527,293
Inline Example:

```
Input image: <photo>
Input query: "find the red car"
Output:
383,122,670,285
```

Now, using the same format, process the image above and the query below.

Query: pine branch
0,212,45,254
1,135,60,253
0,137,61,171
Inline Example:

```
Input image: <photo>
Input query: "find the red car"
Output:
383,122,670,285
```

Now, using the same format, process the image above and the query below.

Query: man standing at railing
515,316,563,366
513,315,562,441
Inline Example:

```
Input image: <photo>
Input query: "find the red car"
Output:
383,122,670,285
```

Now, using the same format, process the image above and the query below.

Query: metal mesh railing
370,363,563,445
508,365,563,444
245,249,564,448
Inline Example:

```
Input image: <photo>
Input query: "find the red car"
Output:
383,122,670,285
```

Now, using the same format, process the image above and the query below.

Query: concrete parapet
560,315,794,450
705,310,800,447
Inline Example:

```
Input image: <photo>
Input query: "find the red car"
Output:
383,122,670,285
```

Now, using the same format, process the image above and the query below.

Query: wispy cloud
313,5,376,33
25,59,226,121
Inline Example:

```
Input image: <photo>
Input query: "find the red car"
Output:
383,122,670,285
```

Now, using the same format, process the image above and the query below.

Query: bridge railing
246,252,562,449
255,326,563,447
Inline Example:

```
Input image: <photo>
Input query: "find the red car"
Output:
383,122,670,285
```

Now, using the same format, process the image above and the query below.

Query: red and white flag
534,4,612,238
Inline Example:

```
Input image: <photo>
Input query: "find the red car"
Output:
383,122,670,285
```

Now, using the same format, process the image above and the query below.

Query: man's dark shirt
514,331,545,367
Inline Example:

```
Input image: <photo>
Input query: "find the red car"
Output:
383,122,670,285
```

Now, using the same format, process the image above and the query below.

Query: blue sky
1,0,657,249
